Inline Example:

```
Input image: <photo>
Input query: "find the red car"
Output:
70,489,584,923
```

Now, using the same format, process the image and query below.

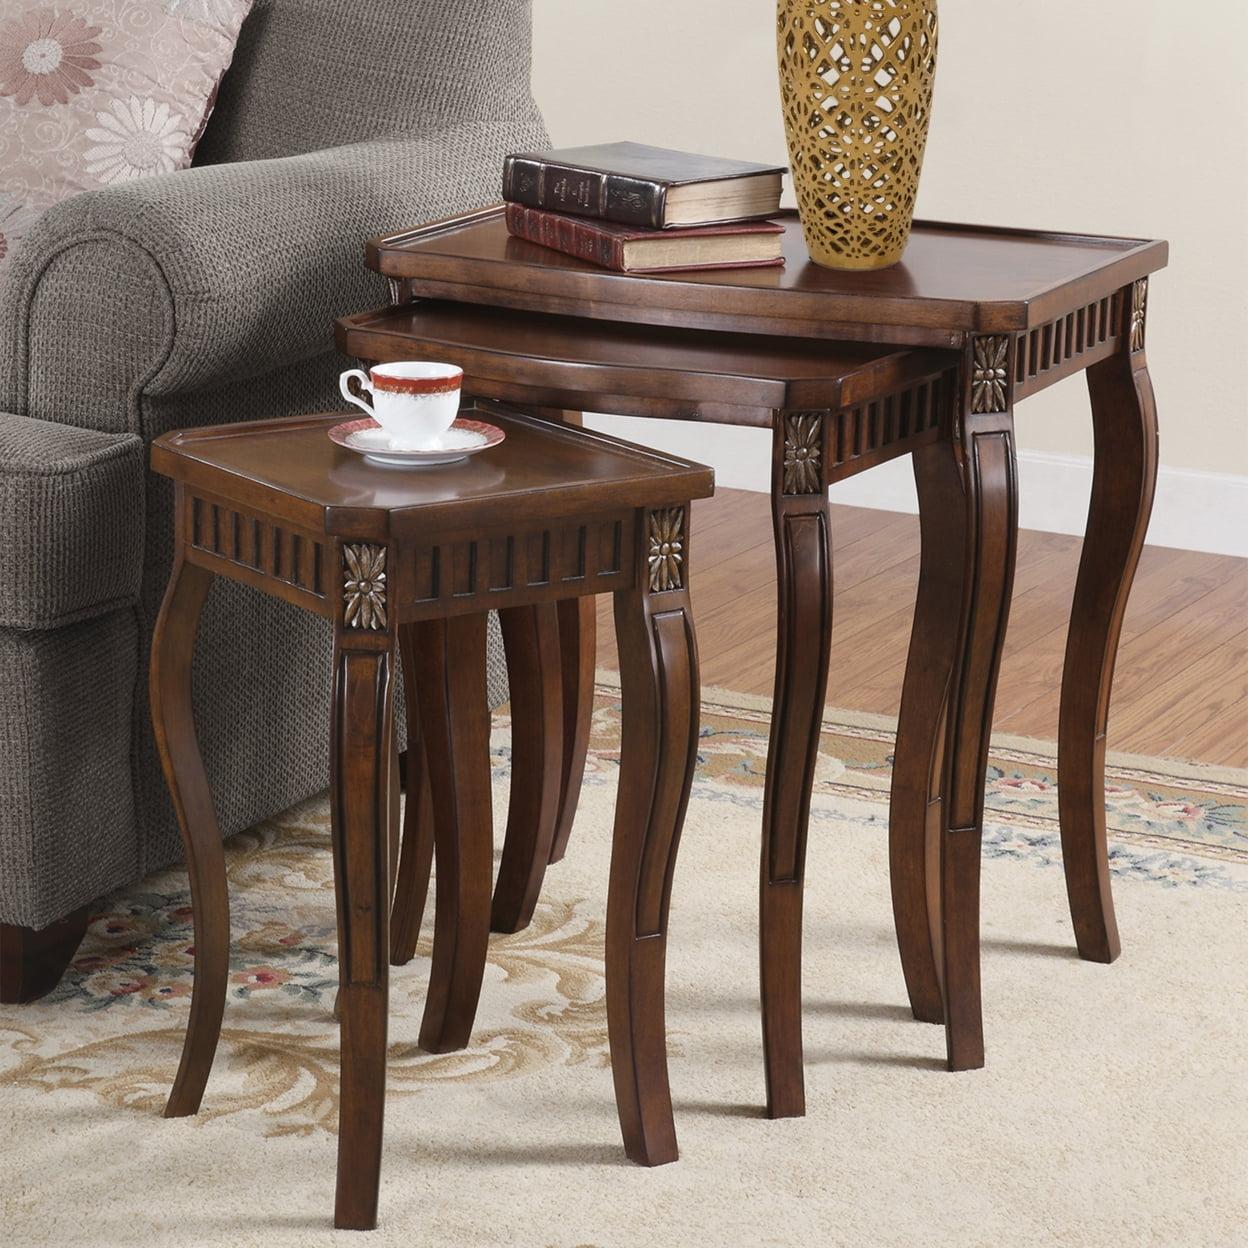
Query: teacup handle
339,369,375,418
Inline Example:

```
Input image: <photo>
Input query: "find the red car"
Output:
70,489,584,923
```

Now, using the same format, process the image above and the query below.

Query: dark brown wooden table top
367,206,1168,348
151,403,713,539
337,300,951,427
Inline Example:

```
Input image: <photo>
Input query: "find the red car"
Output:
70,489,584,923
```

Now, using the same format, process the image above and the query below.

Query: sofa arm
0,414,145,629
0,122,546,436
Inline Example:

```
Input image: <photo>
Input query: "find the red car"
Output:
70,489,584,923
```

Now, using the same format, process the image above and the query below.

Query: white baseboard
584,415,1248,559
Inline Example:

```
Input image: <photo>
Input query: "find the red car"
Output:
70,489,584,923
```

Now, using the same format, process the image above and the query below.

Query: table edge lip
335,303,956,404
150,405,716,527
364,204,1169,333
368,203,1166,259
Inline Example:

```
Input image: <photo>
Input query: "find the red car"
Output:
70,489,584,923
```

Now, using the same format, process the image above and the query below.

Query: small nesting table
149,404,712,1229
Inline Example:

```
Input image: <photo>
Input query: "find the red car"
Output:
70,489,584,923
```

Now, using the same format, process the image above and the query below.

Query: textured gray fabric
195,0,545,165
0,414,144,629
0,0,544,930
0,611,139,927
485,610,509,710
6,238,172,435
0,129,548,426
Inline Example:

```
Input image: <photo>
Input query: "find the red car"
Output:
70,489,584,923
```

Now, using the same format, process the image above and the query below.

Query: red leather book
504,204,785,274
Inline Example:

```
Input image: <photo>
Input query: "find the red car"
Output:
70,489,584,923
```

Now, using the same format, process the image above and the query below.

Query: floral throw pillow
0,1,253,284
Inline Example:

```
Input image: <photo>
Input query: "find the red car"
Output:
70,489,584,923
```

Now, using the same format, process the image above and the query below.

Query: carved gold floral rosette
1130,279,1148,353
971,337,1010,414
342,544,387,630
647,508,685,593
783,413,824,494
777,0,939,270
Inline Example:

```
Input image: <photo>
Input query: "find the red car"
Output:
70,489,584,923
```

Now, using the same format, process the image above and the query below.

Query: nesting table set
152,206,1166,1228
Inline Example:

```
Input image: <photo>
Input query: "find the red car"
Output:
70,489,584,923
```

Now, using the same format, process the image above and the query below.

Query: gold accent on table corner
782,413,824,494
777,0,939,270
647,508,685,593
343,544,387,630
971,337,1011,414
1130,279,1148,353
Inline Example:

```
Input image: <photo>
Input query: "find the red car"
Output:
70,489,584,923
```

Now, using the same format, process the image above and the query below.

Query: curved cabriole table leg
394,600,574,951
390,625,434,967
413,613,493,1055
889,437,966,1026
549,595,596,864
329,609,397,1231
607,506,699,1167
491,603,564,933
936,345,1020,1071
152,550,227,1120
1059,325,1159,964
760,412,833,1119
505,407,596,869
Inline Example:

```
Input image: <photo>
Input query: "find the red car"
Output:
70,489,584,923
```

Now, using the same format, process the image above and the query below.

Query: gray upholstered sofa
0,0,548,1000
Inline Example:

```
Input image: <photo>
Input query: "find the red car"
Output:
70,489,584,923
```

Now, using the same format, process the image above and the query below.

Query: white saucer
328,417,505,467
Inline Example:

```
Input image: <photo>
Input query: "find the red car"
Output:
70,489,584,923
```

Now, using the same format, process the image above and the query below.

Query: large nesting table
343,206,1167,1111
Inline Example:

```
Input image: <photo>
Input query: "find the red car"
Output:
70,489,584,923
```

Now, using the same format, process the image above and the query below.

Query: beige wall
533,0,1248,477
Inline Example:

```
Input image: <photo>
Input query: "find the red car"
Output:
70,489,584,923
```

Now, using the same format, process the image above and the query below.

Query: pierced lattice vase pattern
777,0,938,270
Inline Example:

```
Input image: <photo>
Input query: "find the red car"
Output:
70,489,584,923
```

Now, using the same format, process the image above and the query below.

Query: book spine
504,203,629,271
502,155,665,229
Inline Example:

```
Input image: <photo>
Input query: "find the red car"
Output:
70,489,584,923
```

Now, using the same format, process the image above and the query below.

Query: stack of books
501,141,787,274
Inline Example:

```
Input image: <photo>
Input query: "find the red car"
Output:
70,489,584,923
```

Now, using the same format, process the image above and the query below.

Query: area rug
2,681,1245,1247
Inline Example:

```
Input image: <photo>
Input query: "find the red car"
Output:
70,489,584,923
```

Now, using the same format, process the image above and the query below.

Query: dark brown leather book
505,204,785,273
502,141,786,230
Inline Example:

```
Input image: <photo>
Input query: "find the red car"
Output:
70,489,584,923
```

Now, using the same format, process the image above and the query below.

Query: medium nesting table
149,404,712,1229
349,205,1168,1112
338,298,962,1118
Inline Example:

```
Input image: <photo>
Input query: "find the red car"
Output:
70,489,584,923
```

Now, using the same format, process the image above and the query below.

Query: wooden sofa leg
0,907,90,1003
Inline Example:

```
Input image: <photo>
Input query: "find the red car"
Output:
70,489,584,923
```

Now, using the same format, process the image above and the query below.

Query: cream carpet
2,681,1245,1247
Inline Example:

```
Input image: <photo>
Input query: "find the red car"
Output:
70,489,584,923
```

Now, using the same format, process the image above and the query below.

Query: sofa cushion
194,0,544,164
0,0,253,286
0,608,138,928
0,413,144,629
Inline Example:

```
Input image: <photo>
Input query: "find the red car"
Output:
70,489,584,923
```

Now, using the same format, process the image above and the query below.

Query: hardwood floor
597,488,1248,769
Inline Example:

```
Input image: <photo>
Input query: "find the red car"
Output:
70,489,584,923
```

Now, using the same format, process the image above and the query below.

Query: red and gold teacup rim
369,361,463,396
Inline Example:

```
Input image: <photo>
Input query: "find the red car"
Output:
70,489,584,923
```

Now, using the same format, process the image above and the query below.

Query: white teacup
339,361,464,450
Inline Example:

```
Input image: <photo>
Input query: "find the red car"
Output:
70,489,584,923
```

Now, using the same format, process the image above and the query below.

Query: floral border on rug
0,801,612,1137
580,685,1248,891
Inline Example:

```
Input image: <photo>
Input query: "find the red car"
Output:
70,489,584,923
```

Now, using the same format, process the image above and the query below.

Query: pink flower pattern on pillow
0,0,252,283
0,9,103,106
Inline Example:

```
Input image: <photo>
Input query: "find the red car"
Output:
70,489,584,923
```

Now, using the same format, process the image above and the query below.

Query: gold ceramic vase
777,0,938,270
